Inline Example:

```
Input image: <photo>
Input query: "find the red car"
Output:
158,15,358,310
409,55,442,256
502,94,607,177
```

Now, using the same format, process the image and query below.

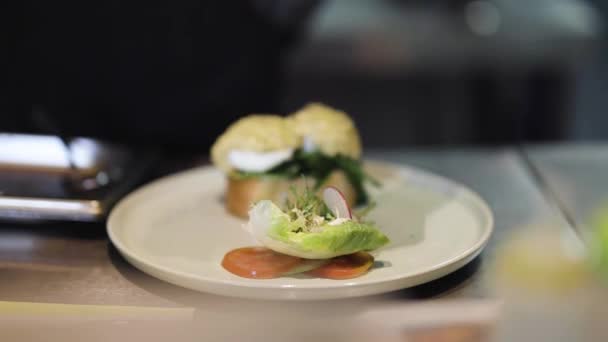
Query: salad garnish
222,186,389,279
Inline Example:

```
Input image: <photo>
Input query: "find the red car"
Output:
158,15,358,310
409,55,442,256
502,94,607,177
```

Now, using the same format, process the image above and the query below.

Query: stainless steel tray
0,134,156,222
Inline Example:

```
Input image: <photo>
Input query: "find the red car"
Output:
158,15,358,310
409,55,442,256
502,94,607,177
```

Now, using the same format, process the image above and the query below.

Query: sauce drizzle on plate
222,247,374,280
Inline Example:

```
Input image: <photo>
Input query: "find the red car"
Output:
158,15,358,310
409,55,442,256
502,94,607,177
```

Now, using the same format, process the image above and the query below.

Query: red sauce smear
306,251,374,280
222,247,373,279
222,247,303,279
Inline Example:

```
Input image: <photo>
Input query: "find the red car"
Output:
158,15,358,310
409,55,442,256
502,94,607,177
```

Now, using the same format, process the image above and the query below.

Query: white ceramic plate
107,161,493,300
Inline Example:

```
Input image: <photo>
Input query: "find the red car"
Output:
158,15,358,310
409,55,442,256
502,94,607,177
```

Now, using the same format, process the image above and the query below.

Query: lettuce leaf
249,200,389,259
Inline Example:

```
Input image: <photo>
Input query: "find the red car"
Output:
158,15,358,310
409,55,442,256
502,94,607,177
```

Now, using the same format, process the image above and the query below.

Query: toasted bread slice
226,170,356,218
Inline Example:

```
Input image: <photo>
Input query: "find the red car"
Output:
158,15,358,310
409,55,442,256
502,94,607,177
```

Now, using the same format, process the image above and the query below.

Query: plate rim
107,160,494,296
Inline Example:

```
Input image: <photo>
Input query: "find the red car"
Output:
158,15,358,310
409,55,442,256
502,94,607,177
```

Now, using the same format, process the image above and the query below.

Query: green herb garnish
283,185,335,233
232,150,379,205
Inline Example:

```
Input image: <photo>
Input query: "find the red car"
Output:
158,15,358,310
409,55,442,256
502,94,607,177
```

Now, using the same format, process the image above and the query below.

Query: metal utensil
29,107,120,193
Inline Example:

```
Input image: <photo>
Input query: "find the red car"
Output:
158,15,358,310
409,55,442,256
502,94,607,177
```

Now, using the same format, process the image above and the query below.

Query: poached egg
228,149,294,173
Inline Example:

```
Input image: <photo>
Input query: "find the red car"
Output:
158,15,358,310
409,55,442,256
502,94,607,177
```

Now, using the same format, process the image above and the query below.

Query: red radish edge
322,186,352,219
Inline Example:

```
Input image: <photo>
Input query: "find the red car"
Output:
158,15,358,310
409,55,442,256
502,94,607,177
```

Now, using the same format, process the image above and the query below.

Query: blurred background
283,0,602,147
4,3,608,340
4,0,606,149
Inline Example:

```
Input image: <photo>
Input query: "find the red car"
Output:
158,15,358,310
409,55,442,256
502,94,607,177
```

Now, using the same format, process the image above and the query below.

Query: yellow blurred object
210,115,300,173
289,103,362,159
494,227,589,293
491,224,602,342
589,203,608,281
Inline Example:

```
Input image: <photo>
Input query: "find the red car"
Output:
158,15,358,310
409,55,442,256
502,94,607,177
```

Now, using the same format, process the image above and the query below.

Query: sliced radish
322,186,352,219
